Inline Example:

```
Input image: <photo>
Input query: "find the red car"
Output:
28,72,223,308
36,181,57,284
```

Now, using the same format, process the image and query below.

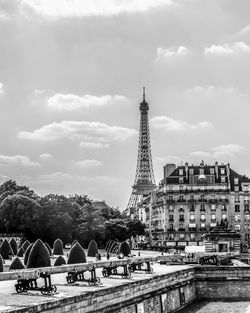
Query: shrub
17,247,24,257
24,244,33,266
0,239,14,260
9,238,18,255
105,239,112,251
22,240,30,253
106,239,114,252
0,256,3,272
27,239,51,269
9,257,25,271
87,240,98,257
68,242,86,264
109,241,119,254
54,255,66,266
119,242,131,256
53,239,64,255
44,242,52,256
72,240,78,246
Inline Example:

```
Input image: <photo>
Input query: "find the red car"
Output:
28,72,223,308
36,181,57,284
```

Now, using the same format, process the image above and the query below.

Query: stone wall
196,266,250,300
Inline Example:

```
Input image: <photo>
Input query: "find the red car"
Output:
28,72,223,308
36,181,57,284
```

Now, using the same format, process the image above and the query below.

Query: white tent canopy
185,245,206,253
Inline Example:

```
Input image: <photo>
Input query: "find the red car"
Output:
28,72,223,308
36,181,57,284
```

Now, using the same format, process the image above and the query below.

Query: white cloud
156,46,190,61
18,120,137,142
0,82,4,94
190,151,211,157
0,155,39,167
189,144,244,161
80,142,109,149
150,116,212,131
75,159,103,168
204,42,250,55
210,144,244,154
39,153,52,159
48,94,126,111
21,0,172,18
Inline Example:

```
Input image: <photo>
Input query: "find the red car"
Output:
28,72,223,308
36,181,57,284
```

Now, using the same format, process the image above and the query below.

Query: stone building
139,161,250,251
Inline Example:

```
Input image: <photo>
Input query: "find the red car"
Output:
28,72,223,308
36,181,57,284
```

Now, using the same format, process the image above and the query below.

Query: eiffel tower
126,88,156,216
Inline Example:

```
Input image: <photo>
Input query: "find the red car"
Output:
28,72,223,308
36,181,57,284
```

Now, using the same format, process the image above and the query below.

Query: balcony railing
177,199,186,203
166,200,175,203
178,228,186,231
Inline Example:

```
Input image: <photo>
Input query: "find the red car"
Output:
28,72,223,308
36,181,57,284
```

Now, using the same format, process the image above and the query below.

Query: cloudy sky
0,0,250,209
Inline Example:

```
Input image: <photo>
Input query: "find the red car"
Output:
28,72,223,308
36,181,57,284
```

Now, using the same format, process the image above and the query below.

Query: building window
169,223,174,230
220,168,225,175
234,178,239,185
190,204,195,211
169,234,174,240
210,168,215,175
200,204,205,211
169,196,173,202
179,177,184,184
234,215,240,222
179,169,183,176
179,214,184,221
222,213,227,220
211,204,216,211
221,176,226,183
235,224,241,231
179,223,184,229
199,168,204,175
179,195,184,202
245,234,250,241
179,207,184,212
211,214,216,221
201,223,206,229
245,205,249,212
179,233,185,240
189,176,195,184
189,168,194,175
235,186,239,192
169,215,174,222
190,214,195,221
235,205,240,212
190,233,195,240
201,214,205,221
235,196,240,203
169,205,174,211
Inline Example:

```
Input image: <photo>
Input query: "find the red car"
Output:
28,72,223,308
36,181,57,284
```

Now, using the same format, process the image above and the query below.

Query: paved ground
0,250,190,312
178,301,250,313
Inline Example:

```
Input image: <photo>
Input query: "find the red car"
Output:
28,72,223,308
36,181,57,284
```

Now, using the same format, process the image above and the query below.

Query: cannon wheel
88,277,101,286
15,282,27,293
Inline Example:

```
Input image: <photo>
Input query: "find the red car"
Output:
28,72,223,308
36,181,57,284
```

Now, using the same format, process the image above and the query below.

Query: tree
9,257,25,270
87,240,98,257
68,242,86,264
53,239,64,255
0,239,14,259
77,204,105,248
127,220,145,238
0,180,37,202
9,238,18,255
37,195,74,245
54,255,66,266
0,194,40,240
27,239,51,268
105,219,128,242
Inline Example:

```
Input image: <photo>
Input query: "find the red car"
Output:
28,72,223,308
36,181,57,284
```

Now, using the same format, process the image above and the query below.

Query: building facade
139,161,250,251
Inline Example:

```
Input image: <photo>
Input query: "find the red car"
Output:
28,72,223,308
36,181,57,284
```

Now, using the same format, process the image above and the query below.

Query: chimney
215,161,219,180
185,162,188,180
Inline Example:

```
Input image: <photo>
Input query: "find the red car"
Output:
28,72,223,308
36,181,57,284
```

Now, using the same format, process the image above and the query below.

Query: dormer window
199,168,204,175
234,178,239,185
220,168,225,175
179,169,183,176
189,168,194,175
210,168,215,175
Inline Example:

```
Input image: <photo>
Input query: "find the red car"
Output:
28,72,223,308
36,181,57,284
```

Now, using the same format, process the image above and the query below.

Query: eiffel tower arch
126,88,156,217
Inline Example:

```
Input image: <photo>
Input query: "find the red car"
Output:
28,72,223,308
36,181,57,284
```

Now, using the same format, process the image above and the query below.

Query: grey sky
0,0,250,209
